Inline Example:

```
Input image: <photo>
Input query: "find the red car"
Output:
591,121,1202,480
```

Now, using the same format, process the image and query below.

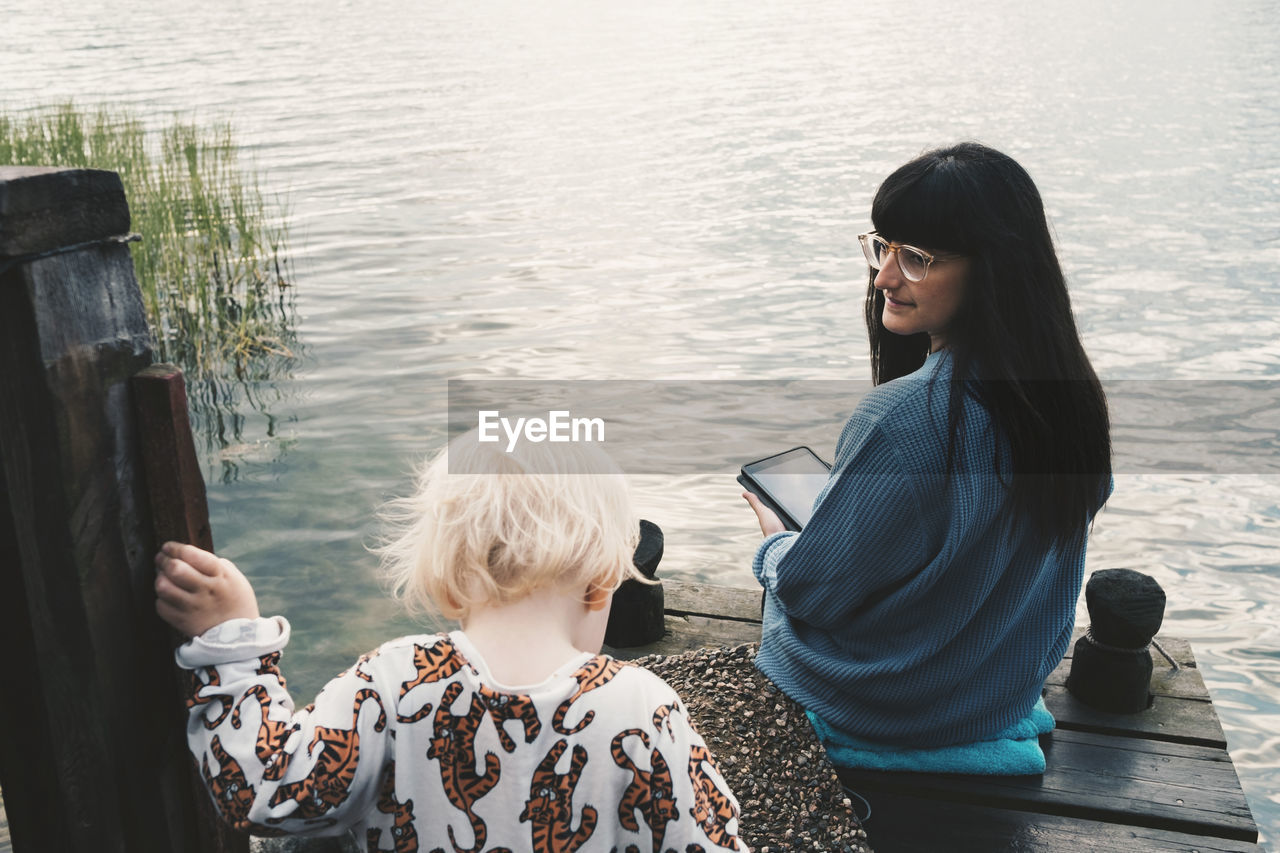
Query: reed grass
2,103,299,476
0,103,296,381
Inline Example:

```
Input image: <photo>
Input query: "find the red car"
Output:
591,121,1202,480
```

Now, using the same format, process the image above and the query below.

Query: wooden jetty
0,580,1263,853
605,581,1263,852
0,166,245,852
0,165,1261,853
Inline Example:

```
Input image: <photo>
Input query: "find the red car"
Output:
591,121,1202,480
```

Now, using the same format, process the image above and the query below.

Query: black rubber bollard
605,519,665,647
1066,569,1167,713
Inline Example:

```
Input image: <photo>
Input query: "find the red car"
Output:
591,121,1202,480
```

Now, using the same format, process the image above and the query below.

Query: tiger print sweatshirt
177,618,743,852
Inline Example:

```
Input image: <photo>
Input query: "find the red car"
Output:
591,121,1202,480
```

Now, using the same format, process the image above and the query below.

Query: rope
1150,637,1181,671
1083,627,1180,672
839,784,872,824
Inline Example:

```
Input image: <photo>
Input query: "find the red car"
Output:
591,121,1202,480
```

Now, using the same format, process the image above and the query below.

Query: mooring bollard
0,166,246,853
1066,568,1168,714
605,518,667,647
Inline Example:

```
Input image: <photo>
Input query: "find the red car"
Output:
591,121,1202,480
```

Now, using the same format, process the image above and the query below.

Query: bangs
871,158,974,254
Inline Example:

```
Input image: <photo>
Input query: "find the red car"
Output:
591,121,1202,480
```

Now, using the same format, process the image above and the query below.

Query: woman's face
873,243,970,351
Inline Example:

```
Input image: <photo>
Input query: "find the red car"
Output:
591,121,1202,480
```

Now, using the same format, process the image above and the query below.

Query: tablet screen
743,448,831,529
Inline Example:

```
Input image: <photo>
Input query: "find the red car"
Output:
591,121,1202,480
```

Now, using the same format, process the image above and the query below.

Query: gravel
632,642,873,853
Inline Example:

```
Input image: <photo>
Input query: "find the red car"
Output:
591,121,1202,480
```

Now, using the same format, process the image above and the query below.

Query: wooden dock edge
2,580,1259,853
608,580,1262,852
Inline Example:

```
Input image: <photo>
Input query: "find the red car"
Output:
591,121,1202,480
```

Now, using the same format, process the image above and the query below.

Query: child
156,429,744,852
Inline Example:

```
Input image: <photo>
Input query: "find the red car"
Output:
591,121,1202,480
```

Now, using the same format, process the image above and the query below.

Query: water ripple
5,0,1280,840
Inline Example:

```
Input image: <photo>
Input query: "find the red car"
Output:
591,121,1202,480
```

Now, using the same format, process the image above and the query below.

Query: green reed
0,103,296,383
2,104,300,479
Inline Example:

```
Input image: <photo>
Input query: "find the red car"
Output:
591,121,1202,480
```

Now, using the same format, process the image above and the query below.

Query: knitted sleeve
753,410,931,630
176,617,391,835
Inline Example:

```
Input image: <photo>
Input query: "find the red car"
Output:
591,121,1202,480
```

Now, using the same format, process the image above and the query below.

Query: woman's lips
885,294,914,307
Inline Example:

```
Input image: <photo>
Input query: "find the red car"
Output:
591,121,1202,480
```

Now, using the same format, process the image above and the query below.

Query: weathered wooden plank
634,589,1228,746
0,167,246,853
1049,629,1226,745
1045,684,1225,748
0,417,54,853
0,166,129,257
839,729,1257,842
1,247,142,853
0,787,10,853
1049,635,1207,702
132,365,214,551
663,580,762,623
859,790,1265,852
661,588,1204,698
131,364,248,853
606,613,762,660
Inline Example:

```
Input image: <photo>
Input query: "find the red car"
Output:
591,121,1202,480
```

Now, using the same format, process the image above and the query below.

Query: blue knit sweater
753,350,1109,747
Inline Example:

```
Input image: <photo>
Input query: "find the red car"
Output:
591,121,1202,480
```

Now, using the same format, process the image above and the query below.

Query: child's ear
584,580,612,611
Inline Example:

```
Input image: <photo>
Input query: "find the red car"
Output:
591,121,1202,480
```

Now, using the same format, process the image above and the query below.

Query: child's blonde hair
378,429,643,621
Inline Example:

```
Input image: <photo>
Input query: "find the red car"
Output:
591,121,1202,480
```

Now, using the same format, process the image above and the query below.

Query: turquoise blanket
808,697,1055,775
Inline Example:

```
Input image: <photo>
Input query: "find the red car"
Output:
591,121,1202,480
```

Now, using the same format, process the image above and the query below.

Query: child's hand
154,542,260,637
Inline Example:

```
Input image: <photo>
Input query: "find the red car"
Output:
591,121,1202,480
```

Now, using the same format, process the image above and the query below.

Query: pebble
631,642,874,853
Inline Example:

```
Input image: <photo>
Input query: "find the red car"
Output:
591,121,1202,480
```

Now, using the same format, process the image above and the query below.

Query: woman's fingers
742,491,785,536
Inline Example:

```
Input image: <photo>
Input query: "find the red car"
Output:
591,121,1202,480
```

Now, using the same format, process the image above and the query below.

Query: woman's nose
874,254,901,289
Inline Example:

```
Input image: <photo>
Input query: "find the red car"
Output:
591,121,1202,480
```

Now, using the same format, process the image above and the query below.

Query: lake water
5,0,1280,843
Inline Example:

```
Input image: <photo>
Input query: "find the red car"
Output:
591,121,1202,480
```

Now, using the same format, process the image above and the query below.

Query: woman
743,142,1111,749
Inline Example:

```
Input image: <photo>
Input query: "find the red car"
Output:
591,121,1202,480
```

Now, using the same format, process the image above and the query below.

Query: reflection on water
4,0,1280,841
0,103,304,476
187,339,303,484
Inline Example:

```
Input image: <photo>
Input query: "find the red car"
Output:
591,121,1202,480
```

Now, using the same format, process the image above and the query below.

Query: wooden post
132,365,215,552
0,166,246,853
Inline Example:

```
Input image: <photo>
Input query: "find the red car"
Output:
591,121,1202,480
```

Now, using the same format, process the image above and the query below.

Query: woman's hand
154,542,260,637
742,491,786,537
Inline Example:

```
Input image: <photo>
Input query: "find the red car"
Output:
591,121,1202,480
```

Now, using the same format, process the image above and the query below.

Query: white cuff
174,615,291,668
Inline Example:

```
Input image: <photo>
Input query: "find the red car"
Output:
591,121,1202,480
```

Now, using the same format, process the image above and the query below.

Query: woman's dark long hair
863,142,1111,545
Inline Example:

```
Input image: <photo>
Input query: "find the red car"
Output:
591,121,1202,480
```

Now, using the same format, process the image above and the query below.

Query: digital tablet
737,446,832,532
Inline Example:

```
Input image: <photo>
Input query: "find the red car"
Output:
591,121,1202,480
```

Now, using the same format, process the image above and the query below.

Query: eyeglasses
857,231,959,283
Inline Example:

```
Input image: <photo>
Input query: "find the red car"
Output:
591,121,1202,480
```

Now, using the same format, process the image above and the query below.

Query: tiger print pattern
519,740,597,853
477,682,542,752
686,745,739,851
610,729,679,850
267,688,387,820
428,681,501,853
367,762,419,853
650,702,681,742
187,665,234,729
231,684,299,780
185,633,741,850
202,733,256,826
256,651,286,683
552,657,628,735
341,647,384,684
399,639,467,723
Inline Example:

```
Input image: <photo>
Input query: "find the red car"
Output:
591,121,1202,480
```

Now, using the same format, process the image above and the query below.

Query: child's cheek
574,597,612,654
